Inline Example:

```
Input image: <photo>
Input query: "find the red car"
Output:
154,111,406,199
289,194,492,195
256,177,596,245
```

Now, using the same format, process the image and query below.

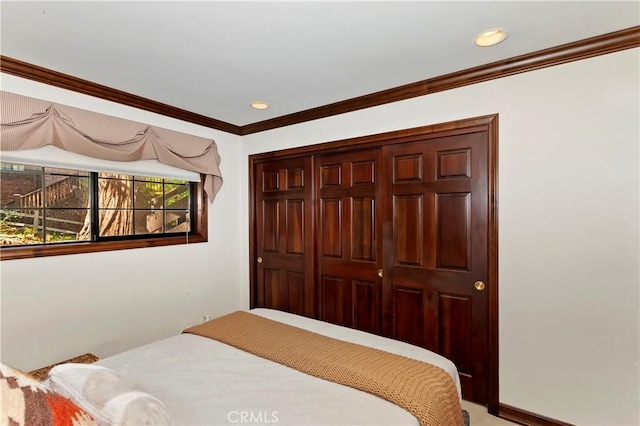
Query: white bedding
96,308,462,425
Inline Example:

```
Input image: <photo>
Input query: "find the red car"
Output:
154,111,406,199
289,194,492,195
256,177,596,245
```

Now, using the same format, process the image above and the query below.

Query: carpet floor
461,401,520,426
28,353,99,381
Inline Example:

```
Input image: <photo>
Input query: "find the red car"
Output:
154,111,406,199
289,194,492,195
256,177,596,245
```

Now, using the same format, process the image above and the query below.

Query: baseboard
499,403,575,426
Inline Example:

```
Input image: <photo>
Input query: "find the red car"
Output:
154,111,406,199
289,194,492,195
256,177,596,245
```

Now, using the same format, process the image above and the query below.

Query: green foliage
47,232,76,242
165,188,189,207
0,217,43,245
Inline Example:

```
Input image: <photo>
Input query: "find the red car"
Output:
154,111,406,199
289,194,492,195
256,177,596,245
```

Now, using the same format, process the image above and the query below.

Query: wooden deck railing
6,176,78,209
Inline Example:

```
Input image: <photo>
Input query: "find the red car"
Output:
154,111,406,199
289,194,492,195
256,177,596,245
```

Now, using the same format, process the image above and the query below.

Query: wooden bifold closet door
253,156,315,317
250,116,497,410
316,149,383,335
380,132,489,404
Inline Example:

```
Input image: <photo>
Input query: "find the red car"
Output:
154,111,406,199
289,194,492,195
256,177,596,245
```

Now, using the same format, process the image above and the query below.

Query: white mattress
96,308,462,425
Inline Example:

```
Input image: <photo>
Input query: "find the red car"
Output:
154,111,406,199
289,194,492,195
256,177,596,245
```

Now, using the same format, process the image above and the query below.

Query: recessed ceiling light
251,101,269,110
474,29,508,47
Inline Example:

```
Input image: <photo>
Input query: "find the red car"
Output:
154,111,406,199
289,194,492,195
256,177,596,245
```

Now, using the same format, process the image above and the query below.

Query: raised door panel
262,200,279,253
263,269,306,316
393,285,439,350
437,193,471,270
254,157,314,317
286,200,305,255
352,197,375,261
352,280,379,334
320,198,342,258
321,276,379,334
394,194,424,266
320,276,352,326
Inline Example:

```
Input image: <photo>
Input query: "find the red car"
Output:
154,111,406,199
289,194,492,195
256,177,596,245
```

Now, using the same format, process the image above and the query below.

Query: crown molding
2,26,638,136
240,26,640,135
0,55,242,135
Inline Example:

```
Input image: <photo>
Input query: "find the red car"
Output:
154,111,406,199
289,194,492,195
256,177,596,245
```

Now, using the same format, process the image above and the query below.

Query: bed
46,308,469,425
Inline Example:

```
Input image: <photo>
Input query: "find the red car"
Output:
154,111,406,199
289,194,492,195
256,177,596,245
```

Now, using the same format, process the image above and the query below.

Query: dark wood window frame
0,175,208,261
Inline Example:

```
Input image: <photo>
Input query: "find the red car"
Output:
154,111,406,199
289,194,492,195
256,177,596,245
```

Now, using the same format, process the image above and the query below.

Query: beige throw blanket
183,311,463,426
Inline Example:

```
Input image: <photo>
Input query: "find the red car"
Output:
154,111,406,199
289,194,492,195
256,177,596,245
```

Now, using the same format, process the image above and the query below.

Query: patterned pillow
0,362,97,426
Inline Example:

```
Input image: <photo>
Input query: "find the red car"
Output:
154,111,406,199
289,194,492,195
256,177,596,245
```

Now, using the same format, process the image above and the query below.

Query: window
0,162,207,260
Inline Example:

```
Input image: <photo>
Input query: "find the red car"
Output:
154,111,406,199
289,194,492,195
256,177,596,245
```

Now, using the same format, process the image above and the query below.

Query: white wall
1,49,638,425
0,74,245,371
240,49,640,425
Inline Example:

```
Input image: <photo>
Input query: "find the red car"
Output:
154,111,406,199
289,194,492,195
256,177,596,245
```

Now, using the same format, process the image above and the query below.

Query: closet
249,115,497,407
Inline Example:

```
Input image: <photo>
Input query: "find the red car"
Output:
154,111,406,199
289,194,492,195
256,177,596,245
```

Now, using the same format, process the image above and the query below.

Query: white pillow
48,363,172,426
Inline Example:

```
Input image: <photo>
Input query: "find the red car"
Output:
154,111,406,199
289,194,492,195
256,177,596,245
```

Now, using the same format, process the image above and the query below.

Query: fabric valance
0,91,223,202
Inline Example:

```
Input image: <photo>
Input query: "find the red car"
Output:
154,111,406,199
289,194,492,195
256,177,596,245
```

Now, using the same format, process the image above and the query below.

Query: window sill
0,231,207,260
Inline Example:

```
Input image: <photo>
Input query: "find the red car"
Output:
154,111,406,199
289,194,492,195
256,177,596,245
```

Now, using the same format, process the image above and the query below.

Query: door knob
474,280,485,291
377,269,384,278
257,256,263,264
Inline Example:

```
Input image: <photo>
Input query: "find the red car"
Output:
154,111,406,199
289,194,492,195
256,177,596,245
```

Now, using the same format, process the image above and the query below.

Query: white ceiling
1,1,638,127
